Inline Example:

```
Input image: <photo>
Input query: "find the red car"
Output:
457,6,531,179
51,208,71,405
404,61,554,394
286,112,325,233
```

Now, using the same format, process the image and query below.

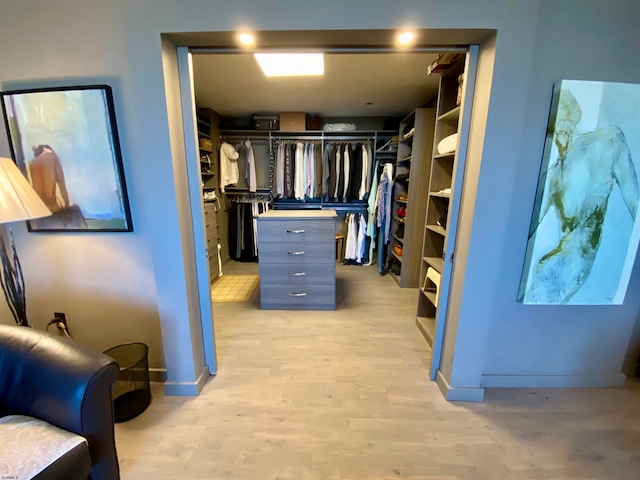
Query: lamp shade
0,157,51,224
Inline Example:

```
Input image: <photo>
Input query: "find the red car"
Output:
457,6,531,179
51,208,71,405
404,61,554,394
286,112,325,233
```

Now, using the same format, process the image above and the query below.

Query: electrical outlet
54,312,67,328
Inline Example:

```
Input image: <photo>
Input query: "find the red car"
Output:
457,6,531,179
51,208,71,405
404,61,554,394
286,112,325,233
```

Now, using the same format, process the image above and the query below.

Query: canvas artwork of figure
520,80,640,305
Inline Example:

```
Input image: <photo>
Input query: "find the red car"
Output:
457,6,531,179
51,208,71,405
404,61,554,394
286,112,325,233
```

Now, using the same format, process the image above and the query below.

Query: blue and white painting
1,86,132,232
520,80,640,305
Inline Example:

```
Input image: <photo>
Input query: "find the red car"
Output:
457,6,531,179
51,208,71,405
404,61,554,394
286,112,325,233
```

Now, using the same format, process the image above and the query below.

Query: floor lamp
0,157,51,327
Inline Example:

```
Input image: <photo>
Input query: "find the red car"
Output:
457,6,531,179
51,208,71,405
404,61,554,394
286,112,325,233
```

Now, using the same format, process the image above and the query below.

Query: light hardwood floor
115,262,640,480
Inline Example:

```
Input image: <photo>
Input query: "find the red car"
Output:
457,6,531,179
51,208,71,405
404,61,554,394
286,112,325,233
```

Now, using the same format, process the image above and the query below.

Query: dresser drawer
259,263,334,286
258,242,334,264
257,219,334,244
260,283,335,310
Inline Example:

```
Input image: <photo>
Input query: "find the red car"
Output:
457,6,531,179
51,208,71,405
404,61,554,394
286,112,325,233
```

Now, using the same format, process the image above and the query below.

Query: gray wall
478,0,640,386
0,0,638,393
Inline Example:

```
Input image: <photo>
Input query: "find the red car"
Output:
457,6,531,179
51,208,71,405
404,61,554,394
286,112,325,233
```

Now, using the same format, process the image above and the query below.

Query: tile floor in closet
114,261,640,480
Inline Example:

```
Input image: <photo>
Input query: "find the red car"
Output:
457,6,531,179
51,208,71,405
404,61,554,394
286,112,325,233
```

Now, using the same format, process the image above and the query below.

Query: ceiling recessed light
254,53,324,77
398,31,415,45
238,32,255,46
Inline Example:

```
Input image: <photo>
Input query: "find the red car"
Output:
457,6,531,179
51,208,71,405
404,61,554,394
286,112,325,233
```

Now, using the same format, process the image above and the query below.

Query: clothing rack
220,135,271,142
321,203,368,212
273,135,375,142
224,187,271,203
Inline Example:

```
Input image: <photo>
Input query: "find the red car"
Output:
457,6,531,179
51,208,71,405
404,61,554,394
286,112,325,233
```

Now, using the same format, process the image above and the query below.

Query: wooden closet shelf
200,147,213,154
429,191,451,199
393,234,404,243
375,149,398,155
426,225,446,236
438,105,461,122
400,132,415,143
423,256,444,272
433,152,455,159
416,316,435,347
390,250,403,263
420,287,438,307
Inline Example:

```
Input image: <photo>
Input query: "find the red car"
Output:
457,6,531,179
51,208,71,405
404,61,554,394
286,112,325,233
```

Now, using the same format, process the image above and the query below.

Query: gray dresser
204,202,220,281
257,210,337,310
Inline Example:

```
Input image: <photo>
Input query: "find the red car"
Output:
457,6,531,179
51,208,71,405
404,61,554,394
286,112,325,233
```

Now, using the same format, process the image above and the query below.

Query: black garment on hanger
327,144,337,200
229,202,257,262
349,143,363,201
284,143,294,198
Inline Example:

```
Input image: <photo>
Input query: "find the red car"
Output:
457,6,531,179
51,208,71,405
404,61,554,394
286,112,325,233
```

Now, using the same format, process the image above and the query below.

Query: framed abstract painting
519,80,640,305
1,85,133,232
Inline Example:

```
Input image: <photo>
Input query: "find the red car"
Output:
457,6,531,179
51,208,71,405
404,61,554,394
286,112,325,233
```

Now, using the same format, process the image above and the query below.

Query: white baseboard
163,365,211,396
480,373,627,388
436,371,485,402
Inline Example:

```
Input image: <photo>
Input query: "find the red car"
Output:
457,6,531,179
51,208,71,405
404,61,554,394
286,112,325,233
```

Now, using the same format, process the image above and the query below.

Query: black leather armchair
0,324,120,480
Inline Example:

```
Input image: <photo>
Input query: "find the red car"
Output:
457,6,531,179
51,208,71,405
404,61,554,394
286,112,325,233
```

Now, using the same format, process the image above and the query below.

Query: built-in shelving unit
197,109,218,194
387,108,436,288
416,56,467,348
197,107,223,277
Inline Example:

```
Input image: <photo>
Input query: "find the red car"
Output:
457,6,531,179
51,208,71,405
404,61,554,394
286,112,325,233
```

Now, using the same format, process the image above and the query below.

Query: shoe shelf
426,224,446,236
387,107,436,288
423,256,444,272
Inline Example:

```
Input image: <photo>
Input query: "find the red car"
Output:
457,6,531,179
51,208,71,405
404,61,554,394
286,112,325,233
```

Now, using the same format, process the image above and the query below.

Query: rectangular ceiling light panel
254,53,324,77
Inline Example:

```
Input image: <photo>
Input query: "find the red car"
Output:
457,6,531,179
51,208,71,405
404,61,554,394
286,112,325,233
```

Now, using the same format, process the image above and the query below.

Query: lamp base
0,228,28,327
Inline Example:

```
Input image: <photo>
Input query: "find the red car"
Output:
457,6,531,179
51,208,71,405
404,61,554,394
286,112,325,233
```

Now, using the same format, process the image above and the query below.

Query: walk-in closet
189,45,476,376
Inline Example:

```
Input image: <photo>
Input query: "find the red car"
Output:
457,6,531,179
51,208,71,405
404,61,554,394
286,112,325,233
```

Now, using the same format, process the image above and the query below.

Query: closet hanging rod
224,188,271,194
272,135,376,141
322,136,376,142
321,204,368,212
220,135,271,141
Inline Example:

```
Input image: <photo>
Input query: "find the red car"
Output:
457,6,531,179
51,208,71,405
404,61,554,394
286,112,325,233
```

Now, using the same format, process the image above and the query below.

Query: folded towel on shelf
437,133,458,154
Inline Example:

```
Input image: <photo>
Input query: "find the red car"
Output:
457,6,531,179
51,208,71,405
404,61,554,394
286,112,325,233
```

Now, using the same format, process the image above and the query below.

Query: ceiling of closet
192,52,441,119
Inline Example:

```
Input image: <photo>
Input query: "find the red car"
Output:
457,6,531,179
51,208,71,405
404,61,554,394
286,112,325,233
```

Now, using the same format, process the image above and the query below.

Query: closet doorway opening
174,30,482,384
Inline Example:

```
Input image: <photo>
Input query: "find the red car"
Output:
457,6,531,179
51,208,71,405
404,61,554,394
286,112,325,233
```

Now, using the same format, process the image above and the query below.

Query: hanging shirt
276,142,284,197
219,142,239,193
342,144,350,202
323,144,332,199
358,144,369,200
364,143,373,195
334,145,342,199
345,213,358,261
294,142,305,200
365,160,380,267
306,143,314,198
350,143,363,200
285,143,294,198
315,143,323,199
245,140,257,193
356,214,367,263
375,163,394,244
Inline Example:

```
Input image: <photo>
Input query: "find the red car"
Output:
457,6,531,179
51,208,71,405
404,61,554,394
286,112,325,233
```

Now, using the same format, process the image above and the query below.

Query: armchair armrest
0,325,120,480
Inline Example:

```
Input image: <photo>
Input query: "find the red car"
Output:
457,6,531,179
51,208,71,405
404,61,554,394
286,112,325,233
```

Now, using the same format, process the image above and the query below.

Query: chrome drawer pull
286,229,305,234
288,292,307,297
287,251,305,255
288,272,306,276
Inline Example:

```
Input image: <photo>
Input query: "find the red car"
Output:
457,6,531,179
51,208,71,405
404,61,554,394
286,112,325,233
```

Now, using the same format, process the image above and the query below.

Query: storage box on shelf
279,112,307,131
